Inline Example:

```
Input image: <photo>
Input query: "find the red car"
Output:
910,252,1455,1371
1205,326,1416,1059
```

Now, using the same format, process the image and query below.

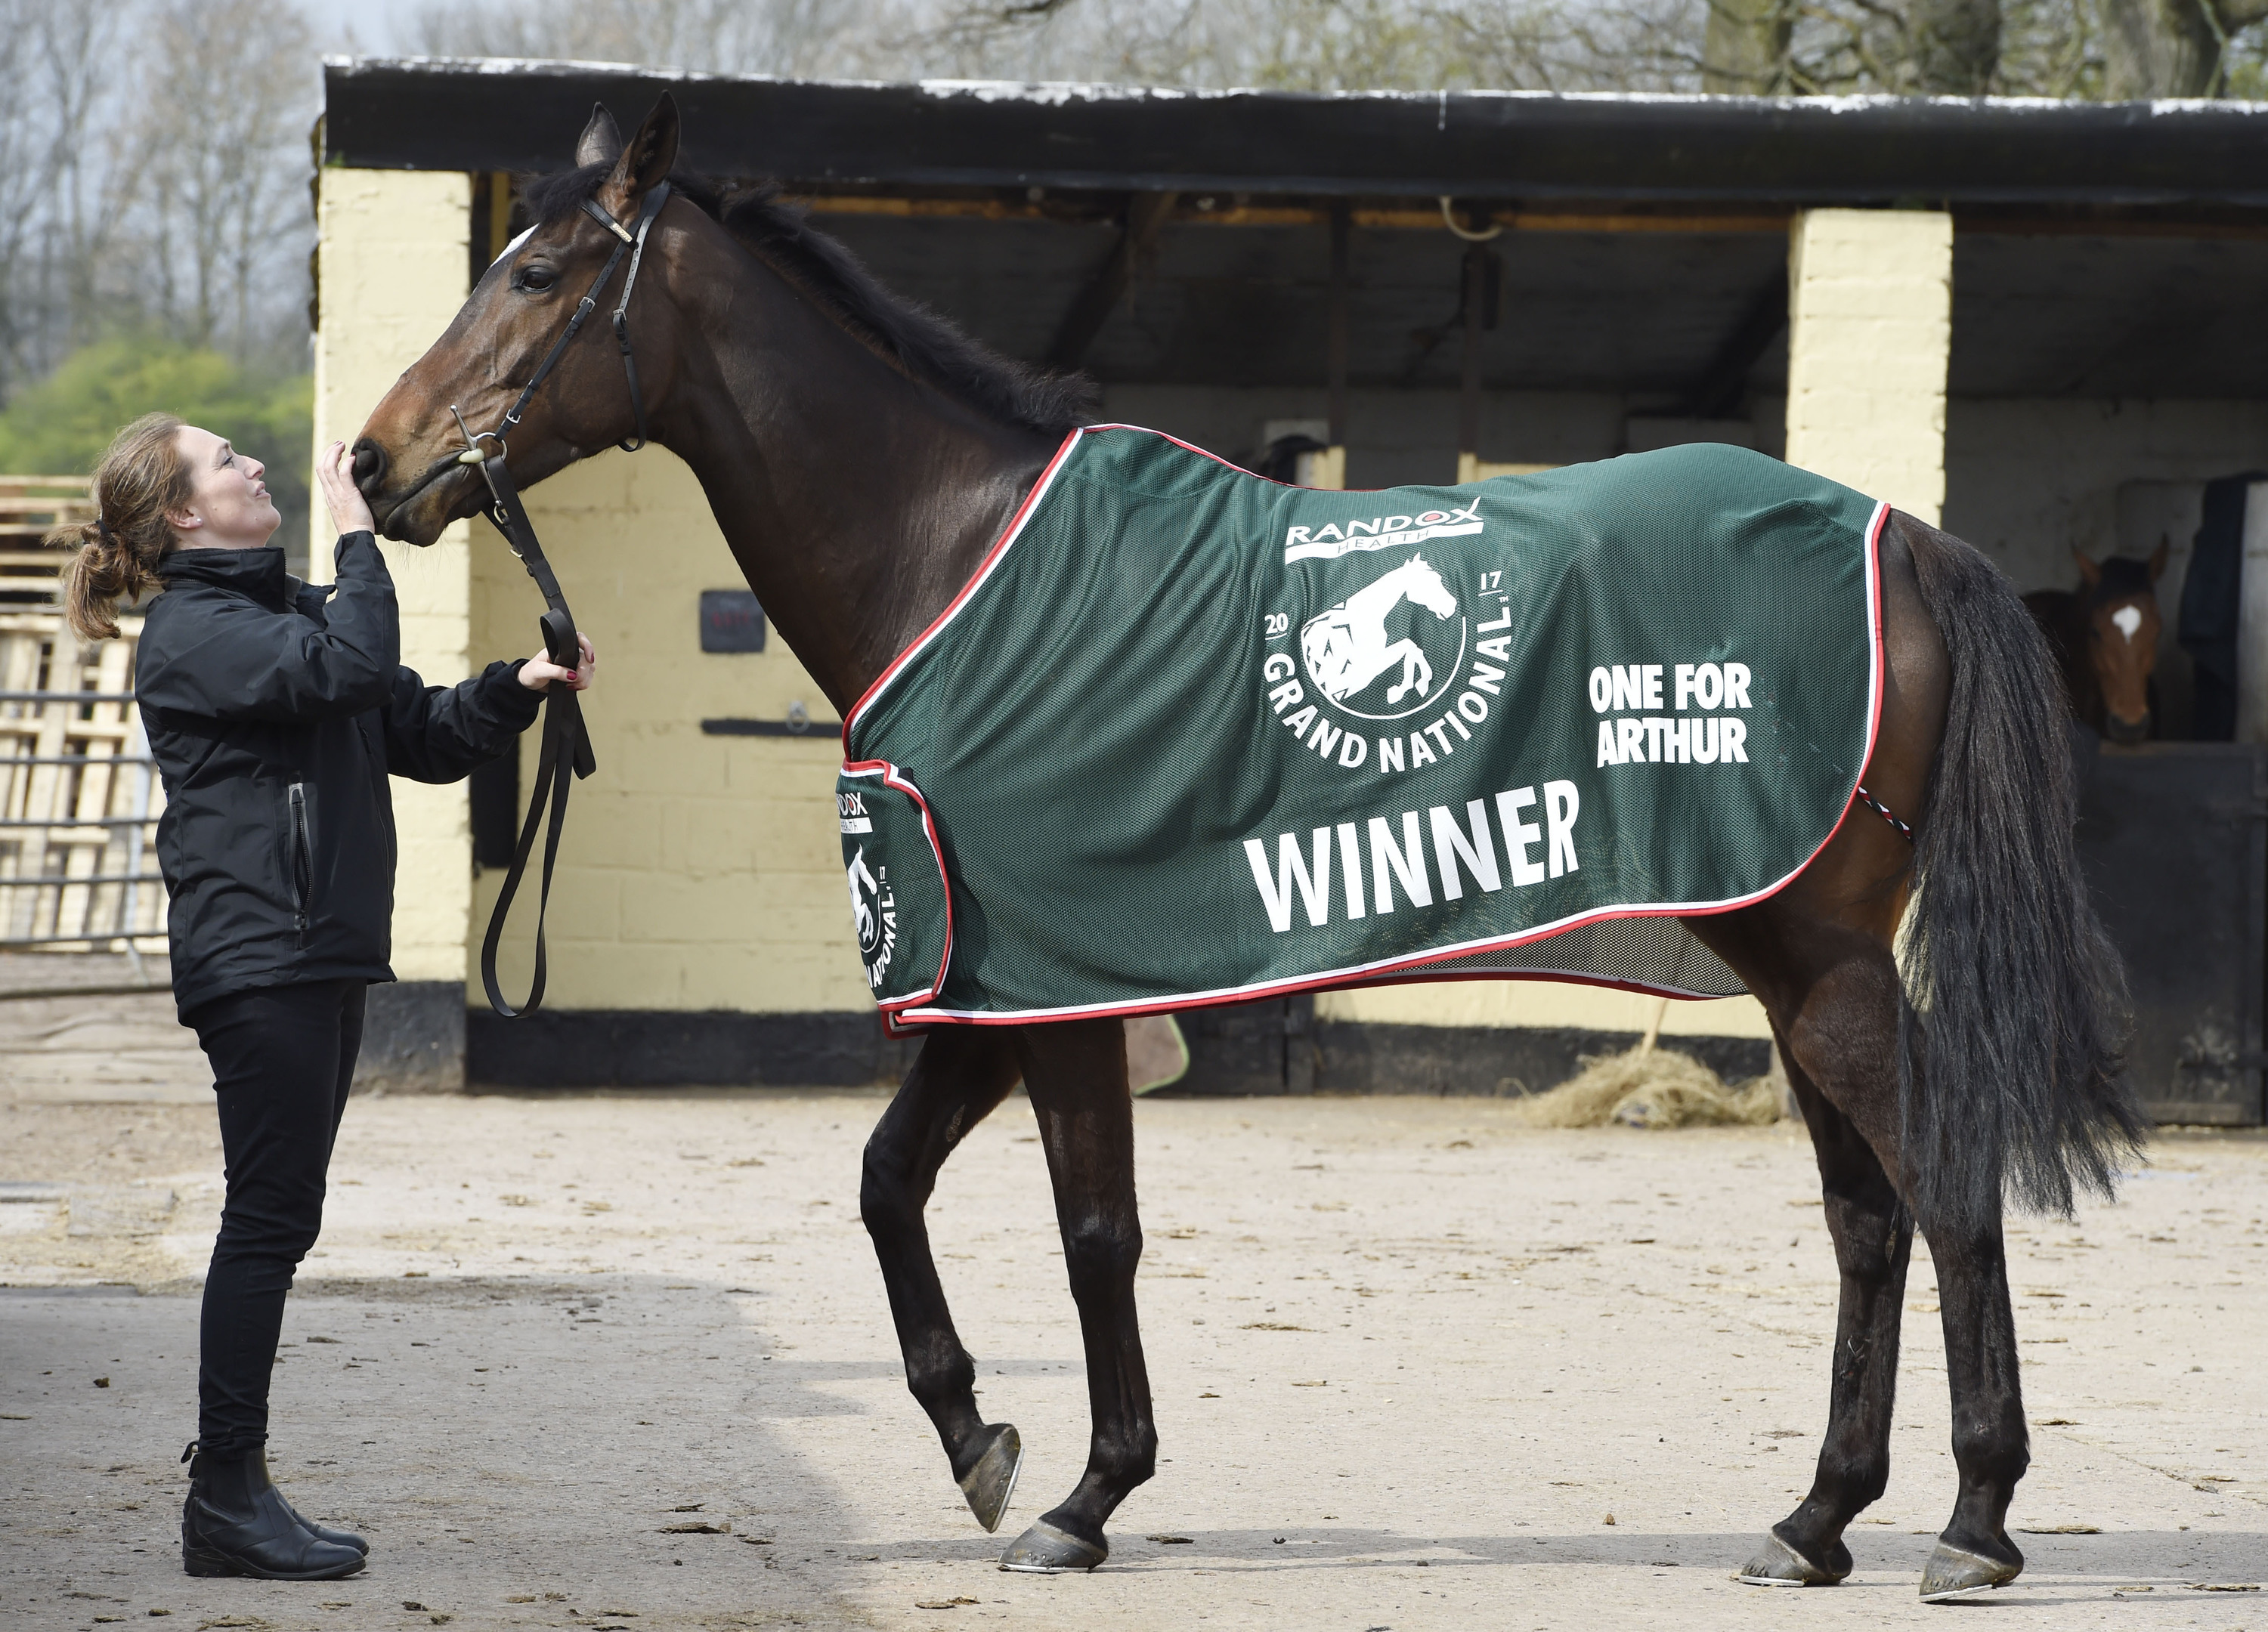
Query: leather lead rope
461,181,673,1018
476,454,592,1018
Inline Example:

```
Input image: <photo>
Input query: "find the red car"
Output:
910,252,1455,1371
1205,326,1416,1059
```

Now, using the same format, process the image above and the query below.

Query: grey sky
296,0,420,56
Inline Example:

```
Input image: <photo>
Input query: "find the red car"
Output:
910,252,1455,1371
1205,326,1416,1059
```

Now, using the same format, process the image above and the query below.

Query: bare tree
33,2,148,360
2102,0,2268,91
1913,0,2005,88
140,0,318,360
1701,0,1796,91
410,0,870,78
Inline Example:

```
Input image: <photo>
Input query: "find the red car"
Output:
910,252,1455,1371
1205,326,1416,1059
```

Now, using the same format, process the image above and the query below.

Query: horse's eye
517,264,558,293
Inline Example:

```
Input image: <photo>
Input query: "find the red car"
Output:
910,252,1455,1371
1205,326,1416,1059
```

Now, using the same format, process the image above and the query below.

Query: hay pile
1511,1000,1785,1130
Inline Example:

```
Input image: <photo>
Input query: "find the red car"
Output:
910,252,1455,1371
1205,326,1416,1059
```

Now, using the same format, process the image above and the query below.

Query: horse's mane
522,163,1098,437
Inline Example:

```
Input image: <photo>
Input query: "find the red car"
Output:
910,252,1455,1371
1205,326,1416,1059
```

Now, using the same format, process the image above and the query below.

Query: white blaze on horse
1299,553,1459,709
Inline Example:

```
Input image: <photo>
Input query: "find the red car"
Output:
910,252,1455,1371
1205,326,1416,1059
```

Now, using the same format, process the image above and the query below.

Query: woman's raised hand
318,441,376,538
518,632,596,692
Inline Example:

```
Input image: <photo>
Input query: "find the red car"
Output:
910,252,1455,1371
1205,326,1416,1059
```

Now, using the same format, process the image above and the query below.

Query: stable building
317,59,2268,1120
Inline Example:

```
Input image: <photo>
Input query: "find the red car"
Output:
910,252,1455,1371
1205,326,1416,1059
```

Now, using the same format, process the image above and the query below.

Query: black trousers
187,979,367,1454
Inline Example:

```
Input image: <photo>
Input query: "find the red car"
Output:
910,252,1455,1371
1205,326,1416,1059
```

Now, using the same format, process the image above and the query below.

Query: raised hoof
1735,1529,1846,1587
998,1519,1108,1574
1919,1540,2022,1603
957,1424,1023,1535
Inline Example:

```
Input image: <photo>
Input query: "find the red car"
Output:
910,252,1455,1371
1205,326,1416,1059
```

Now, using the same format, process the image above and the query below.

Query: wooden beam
793,193,1793,235
1047,190,1179,369
1327,203,1351,447
1458,243,1486,462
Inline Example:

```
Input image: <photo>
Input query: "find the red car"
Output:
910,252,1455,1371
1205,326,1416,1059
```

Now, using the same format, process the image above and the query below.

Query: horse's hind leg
1740,1031,1914,1587
859,1025,1026,1532
995,1018,1155,1574
1714,922,2028,1601
1915,1204,2028,1599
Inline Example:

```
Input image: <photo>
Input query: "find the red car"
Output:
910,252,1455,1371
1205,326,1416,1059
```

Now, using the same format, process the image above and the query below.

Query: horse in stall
351,97,2140,1600
2022,543,2169,743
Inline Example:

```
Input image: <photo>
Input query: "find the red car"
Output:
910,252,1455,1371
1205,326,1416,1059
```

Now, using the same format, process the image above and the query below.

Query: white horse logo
1299,554,1462,712
846,846,880,953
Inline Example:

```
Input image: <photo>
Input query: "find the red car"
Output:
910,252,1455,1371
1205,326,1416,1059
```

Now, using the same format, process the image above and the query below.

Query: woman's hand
519,632,596,692
317,441,376,537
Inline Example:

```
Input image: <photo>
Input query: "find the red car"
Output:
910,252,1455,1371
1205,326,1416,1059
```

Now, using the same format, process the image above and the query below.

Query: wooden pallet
0,608,167,950
0,477,91,604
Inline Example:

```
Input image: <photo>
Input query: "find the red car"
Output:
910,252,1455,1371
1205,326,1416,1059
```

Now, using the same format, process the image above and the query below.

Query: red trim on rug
840,759,955,1014
843,426,1085,752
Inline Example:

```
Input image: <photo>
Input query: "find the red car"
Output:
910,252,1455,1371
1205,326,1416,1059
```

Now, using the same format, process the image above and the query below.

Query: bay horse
2023,542,2169,743
351,96,2141,1599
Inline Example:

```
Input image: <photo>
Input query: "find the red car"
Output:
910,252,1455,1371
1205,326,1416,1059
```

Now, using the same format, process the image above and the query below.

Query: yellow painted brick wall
1784,208,1953,526
469,450,871,1013
314,167,475,982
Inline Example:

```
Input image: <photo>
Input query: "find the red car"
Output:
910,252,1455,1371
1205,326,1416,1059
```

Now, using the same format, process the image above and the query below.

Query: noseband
451,181,672,1019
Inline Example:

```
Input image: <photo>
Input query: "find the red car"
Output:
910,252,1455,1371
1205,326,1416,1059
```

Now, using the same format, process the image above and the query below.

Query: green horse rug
837,427,1887,1028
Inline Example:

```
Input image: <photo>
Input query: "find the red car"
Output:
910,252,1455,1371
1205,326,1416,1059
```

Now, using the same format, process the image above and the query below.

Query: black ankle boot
181,1445,364,1581
282,1498,369,1557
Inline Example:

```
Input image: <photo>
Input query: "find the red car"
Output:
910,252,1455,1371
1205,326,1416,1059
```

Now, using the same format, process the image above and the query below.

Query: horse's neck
664,238,1059,716
1359,562,1416,610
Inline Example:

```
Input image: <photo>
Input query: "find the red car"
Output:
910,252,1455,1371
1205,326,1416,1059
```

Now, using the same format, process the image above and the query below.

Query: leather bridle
450,181,673,1019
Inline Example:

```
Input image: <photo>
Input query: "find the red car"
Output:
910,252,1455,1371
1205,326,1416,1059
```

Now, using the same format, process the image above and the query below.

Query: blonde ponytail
54,412,190,643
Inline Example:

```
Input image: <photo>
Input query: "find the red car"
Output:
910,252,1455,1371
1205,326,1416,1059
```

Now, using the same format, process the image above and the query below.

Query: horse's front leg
1740,1028,1914,1587
996,1017,1155,1573
1386,642,1432,705
859,1025,1026,1531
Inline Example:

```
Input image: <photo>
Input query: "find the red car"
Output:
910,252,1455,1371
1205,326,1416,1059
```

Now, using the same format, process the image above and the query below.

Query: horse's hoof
1735,1529,1846,1587
958,1424,1023,1535
998,1519,1107,1574
1918,1540,2022,1602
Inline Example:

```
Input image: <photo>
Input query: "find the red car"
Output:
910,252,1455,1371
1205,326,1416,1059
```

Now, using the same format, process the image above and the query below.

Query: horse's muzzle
2104,709,2151,745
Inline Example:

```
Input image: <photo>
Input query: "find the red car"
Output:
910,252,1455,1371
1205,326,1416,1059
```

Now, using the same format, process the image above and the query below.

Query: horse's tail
1898,513,2145,1229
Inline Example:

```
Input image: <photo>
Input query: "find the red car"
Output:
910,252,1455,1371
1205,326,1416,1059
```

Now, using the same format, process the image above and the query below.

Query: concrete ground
2,1065,2265,1631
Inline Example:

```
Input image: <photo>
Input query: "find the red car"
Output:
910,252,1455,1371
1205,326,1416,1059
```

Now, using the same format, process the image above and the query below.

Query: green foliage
0,338,313,547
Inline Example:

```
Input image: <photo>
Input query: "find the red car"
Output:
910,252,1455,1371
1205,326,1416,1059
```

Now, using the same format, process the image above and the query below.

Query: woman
54,416,595,1581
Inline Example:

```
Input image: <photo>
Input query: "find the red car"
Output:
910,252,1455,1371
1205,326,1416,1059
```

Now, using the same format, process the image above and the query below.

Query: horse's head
1400,554,1460,620
2076,542,2164,745
351,97,688,546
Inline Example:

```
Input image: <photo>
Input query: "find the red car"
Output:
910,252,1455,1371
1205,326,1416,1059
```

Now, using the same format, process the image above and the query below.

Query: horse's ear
609,93,679,201
2072,548,2100,589
2149,535,2170,581
577,104,623,168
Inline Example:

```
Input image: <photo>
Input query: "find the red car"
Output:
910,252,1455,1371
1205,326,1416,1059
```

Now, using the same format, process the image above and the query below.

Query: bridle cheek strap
465,180,671,1018
494,182,671,453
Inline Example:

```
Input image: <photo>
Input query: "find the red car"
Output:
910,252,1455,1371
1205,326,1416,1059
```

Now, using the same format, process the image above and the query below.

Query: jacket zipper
286,782,311,940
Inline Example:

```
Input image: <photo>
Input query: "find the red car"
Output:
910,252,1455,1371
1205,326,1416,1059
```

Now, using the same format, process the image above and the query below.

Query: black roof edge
322,57,2268,210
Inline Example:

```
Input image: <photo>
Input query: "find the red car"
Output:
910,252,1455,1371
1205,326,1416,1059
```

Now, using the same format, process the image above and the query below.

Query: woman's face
169,425,280,550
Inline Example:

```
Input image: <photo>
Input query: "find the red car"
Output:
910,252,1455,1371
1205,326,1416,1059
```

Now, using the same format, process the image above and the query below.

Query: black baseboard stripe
466,1003,1773,1096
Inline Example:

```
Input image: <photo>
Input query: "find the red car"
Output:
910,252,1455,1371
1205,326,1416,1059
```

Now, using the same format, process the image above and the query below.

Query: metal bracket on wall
701,701,840,738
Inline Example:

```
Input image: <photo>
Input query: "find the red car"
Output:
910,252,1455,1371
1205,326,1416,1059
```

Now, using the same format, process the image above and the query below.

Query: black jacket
137,534,542,1016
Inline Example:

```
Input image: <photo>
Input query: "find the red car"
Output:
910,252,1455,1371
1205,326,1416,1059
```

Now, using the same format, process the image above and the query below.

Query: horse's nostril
351,440,385,492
